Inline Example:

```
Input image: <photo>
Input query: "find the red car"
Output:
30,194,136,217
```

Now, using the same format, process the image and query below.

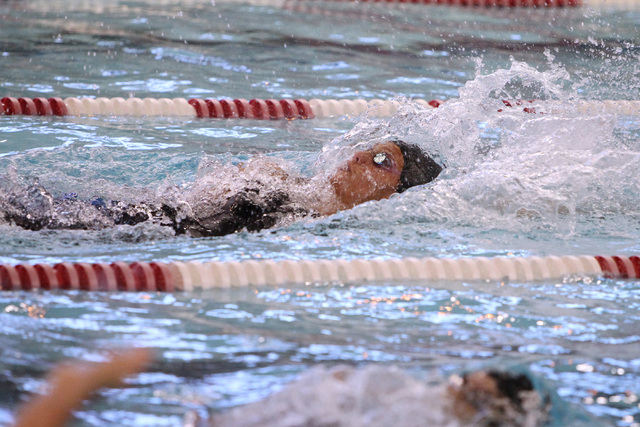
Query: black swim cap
393,140,443,193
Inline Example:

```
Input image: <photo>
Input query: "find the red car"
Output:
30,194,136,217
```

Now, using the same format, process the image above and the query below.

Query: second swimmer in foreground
0,140,442,237
13,348,550,427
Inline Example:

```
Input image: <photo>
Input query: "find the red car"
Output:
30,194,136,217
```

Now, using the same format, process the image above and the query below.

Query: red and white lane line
283,0,640,7
288,0,582,6
3,96,640,119
0,96,444,119
0,254,636,292
14,0,635,10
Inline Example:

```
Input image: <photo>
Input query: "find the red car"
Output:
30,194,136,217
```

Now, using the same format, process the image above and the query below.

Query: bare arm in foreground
14,348,152,427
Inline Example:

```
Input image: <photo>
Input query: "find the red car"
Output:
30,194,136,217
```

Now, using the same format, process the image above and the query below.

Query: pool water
1,0,640,425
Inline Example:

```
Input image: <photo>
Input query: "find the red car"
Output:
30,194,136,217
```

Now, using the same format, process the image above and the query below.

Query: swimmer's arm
14,348,152,427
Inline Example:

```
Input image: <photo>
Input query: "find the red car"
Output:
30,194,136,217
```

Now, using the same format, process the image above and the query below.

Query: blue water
1,0,640,425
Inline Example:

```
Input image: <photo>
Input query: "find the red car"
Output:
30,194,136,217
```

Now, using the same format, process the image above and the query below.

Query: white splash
333,59,640,238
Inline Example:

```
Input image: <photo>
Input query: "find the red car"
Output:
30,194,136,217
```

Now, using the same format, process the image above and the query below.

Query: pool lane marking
22,0,626,11
0,255,636,291
4,97,640,119
0,96,438,119
16,0,640,11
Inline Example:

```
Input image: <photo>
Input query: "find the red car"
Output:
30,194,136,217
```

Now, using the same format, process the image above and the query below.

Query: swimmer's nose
352,152,366,165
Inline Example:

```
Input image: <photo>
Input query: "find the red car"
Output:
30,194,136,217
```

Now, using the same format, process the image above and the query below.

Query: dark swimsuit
183,185,308,237
0,182,308,237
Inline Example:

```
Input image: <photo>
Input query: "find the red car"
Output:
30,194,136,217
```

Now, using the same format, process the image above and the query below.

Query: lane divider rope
0,96,444,119
291,0,582,6
3,96,640,119
15,0,636,10
0,255,634,292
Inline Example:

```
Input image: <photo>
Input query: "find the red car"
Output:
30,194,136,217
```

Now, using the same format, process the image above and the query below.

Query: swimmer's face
330,142,404,210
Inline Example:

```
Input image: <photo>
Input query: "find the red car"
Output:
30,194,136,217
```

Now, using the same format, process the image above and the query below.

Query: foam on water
312,58,640,243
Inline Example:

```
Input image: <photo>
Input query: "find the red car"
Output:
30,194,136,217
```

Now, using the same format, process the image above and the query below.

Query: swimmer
13,348,549,427
0,140,442,237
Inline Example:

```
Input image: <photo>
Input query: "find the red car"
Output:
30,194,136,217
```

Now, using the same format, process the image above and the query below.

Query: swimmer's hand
14,348,152,427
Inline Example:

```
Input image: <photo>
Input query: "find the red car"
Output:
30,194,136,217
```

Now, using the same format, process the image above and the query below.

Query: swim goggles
373,152,389,167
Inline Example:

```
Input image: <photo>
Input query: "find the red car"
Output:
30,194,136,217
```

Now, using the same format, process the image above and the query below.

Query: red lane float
294,99,314,118
93,263,118,291
1,97,68,116
184,97,317,119
221,99,241,118
33,97,54,116
187,98,315,120
265,99,286,119
0,254,636,292
112,261,137,291
15,264,39,291
596,255,640,279
34,264,58,290
49,97,69,116
188,98,209,118
250,99,271,119
75,263,99,291
1,97,21,115
0,265,20,291
130,262,155,292
0,261,177,291
150,262,175,292
205,99,224,118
